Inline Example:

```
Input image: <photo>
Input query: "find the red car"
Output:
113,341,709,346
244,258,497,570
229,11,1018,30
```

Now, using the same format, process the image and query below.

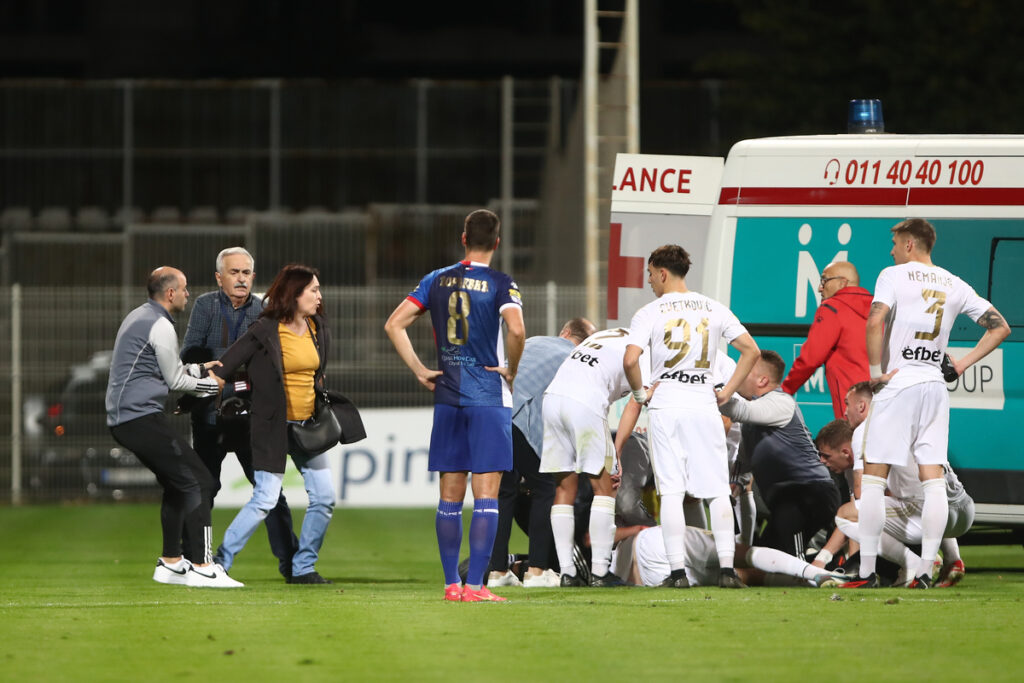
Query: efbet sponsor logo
902,346,942,362
659,370,708,384
570,350,600,366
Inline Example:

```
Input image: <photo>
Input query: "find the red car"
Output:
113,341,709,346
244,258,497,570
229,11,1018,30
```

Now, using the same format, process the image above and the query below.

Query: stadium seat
37,206,72,232
150,206,183,223
75,206,111,232
186,205,219,224
225,206,254,224
113,206,144,227
0,206,33,233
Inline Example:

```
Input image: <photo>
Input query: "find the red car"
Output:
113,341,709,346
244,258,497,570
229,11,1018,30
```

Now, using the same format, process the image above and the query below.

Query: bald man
781,261,872,418
107,267,242,587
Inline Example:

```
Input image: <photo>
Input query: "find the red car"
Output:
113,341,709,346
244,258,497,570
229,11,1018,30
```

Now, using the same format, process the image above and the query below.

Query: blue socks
466,498,499,588
435,500,463,585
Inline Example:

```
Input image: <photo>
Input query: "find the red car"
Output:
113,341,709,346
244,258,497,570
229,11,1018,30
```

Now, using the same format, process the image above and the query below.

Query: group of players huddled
386,211,1009,602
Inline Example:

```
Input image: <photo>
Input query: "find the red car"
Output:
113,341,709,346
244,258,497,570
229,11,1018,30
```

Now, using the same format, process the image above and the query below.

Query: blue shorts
428,404,513,473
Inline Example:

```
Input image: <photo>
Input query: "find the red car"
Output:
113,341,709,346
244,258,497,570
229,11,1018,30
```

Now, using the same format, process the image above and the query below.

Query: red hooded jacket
781,286,873,418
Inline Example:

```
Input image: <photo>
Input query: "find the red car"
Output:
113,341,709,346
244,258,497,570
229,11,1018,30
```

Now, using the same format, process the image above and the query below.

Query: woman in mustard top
212,264,337,584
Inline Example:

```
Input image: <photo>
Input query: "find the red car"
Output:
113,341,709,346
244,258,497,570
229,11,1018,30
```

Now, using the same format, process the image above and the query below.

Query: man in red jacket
781,261,872,418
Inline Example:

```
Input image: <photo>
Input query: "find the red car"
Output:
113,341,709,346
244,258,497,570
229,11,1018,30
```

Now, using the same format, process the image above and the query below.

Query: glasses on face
819,275,846,286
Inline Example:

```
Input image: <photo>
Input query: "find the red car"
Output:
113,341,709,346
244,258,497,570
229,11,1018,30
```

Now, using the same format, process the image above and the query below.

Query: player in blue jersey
385,209,526,602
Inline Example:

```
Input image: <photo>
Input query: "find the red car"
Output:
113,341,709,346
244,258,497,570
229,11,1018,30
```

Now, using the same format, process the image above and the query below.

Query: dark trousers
189,415,299,578
490,427,557,572
110,412,214,562
761,479,841,557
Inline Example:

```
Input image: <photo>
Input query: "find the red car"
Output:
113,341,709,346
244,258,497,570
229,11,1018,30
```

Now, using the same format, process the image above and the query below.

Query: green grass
1,505,1023,682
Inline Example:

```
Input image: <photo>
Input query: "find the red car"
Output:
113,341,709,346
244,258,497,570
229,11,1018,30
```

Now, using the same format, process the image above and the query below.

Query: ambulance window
989,238,1024,328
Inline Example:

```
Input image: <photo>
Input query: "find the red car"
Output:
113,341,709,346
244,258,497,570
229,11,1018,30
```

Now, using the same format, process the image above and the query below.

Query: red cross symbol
606,222,646,321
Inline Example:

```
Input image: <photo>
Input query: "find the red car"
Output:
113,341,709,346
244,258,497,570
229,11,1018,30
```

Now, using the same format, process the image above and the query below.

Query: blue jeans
217,451,335,577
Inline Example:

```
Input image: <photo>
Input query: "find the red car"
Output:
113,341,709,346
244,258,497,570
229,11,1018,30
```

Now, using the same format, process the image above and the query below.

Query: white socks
835,515,922,571
746,546,818,581
589,496,616,577
660,493,688,571
550,504,576,576
940,537,962,565
919,478,948,578
708,496,735,569
857,474,887,577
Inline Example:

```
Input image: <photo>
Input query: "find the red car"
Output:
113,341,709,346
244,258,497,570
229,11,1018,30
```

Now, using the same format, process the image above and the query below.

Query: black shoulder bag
288,319,342,454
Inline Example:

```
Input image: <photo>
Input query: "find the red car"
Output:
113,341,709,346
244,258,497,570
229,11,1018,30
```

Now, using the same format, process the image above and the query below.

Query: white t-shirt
626,291,747,411
873,262,990,390
546,328,649,417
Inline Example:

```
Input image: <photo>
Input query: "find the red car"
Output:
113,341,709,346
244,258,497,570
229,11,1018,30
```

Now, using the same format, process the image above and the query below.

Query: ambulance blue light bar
848,99,884,133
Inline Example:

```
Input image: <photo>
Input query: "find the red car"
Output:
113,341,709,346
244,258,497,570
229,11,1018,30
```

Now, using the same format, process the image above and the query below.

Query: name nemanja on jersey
626,291,747,411
546,328,650,415
407,260,522,407
875,263,991,391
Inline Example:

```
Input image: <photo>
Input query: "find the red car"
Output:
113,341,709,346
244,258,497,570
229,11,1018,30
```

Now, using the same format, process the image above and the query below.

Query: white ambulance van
609,137,1023,528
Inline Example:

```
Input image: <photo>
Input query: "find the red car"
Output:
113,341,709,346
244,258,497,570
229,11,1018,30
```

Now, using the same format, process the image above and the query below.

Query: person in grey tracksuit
106,267,227,582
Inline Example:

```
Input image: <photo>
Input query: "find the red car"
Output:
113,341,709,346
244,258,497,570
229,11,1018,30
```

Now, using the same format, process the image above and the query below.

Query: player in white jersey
856,218,1009,589
541,327,648,586
623,245,760,589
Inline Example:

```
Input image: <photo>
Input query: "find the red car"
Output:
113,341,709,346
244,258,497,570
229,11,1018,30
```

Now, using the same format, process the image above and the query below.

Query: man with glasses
181,247,299,582
781,261,872,418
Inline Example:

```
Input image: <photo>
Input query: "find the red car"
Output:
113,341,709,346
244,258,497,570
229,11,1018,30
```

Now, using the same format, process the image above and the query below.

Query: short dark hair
816,418,853,450
648,245,691,278
760,350,786,384
147,269,180,300
464,209,501,250
561,317,595,344
847,380,873,401
261,264,323,321
892,218,936,253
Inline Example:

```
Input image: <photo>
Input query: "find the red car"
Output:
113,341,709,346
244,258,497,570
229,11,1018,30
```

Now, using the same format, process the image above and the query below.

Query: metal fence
0,79,519,218
1,203,545,288
1,281,596,503
0,78,729,234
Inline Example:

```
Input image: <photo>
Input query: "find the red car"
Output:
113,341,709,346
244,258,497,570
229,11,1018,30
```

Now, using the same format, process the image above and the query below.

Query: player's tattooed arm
977,308,1008,330
952,306,1011,376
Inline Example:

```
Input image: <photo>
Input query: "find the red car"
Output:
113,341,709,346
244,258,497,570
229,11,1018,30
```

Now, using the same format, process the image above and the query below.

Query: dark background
4,0,1021,145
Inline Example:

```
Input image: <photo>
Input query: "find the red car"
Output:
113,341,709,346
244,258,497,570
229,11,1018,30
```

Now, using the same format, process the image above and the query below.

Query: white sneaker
153,558,192,585
186,563,244,588
522,569,560,588
487,570,523,587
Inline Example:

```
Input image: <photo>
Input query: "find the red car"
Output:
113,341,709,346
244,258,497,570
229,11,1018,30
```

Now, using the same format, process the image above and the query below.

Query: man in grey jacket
181,247,298,580
719,350,840,560
106,266,242,588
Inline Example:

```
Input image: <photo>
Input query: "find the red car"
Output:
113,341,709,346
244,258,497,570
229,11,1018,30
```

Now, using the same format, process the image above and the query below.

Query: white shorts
633,526,718,587
862,382,949,467
883,495,976,543
539,394,613,475
647,407,730,499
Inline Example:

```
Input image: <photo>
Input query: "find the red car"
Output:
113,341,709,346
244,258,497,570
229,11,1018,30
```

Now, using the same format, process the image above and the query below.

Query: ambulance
608,135,1024,528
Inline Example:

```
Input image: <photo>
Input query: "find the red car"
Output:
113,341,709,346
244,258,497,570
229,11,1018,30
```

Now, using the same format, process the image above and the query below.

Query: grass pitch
2,505,1022,682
